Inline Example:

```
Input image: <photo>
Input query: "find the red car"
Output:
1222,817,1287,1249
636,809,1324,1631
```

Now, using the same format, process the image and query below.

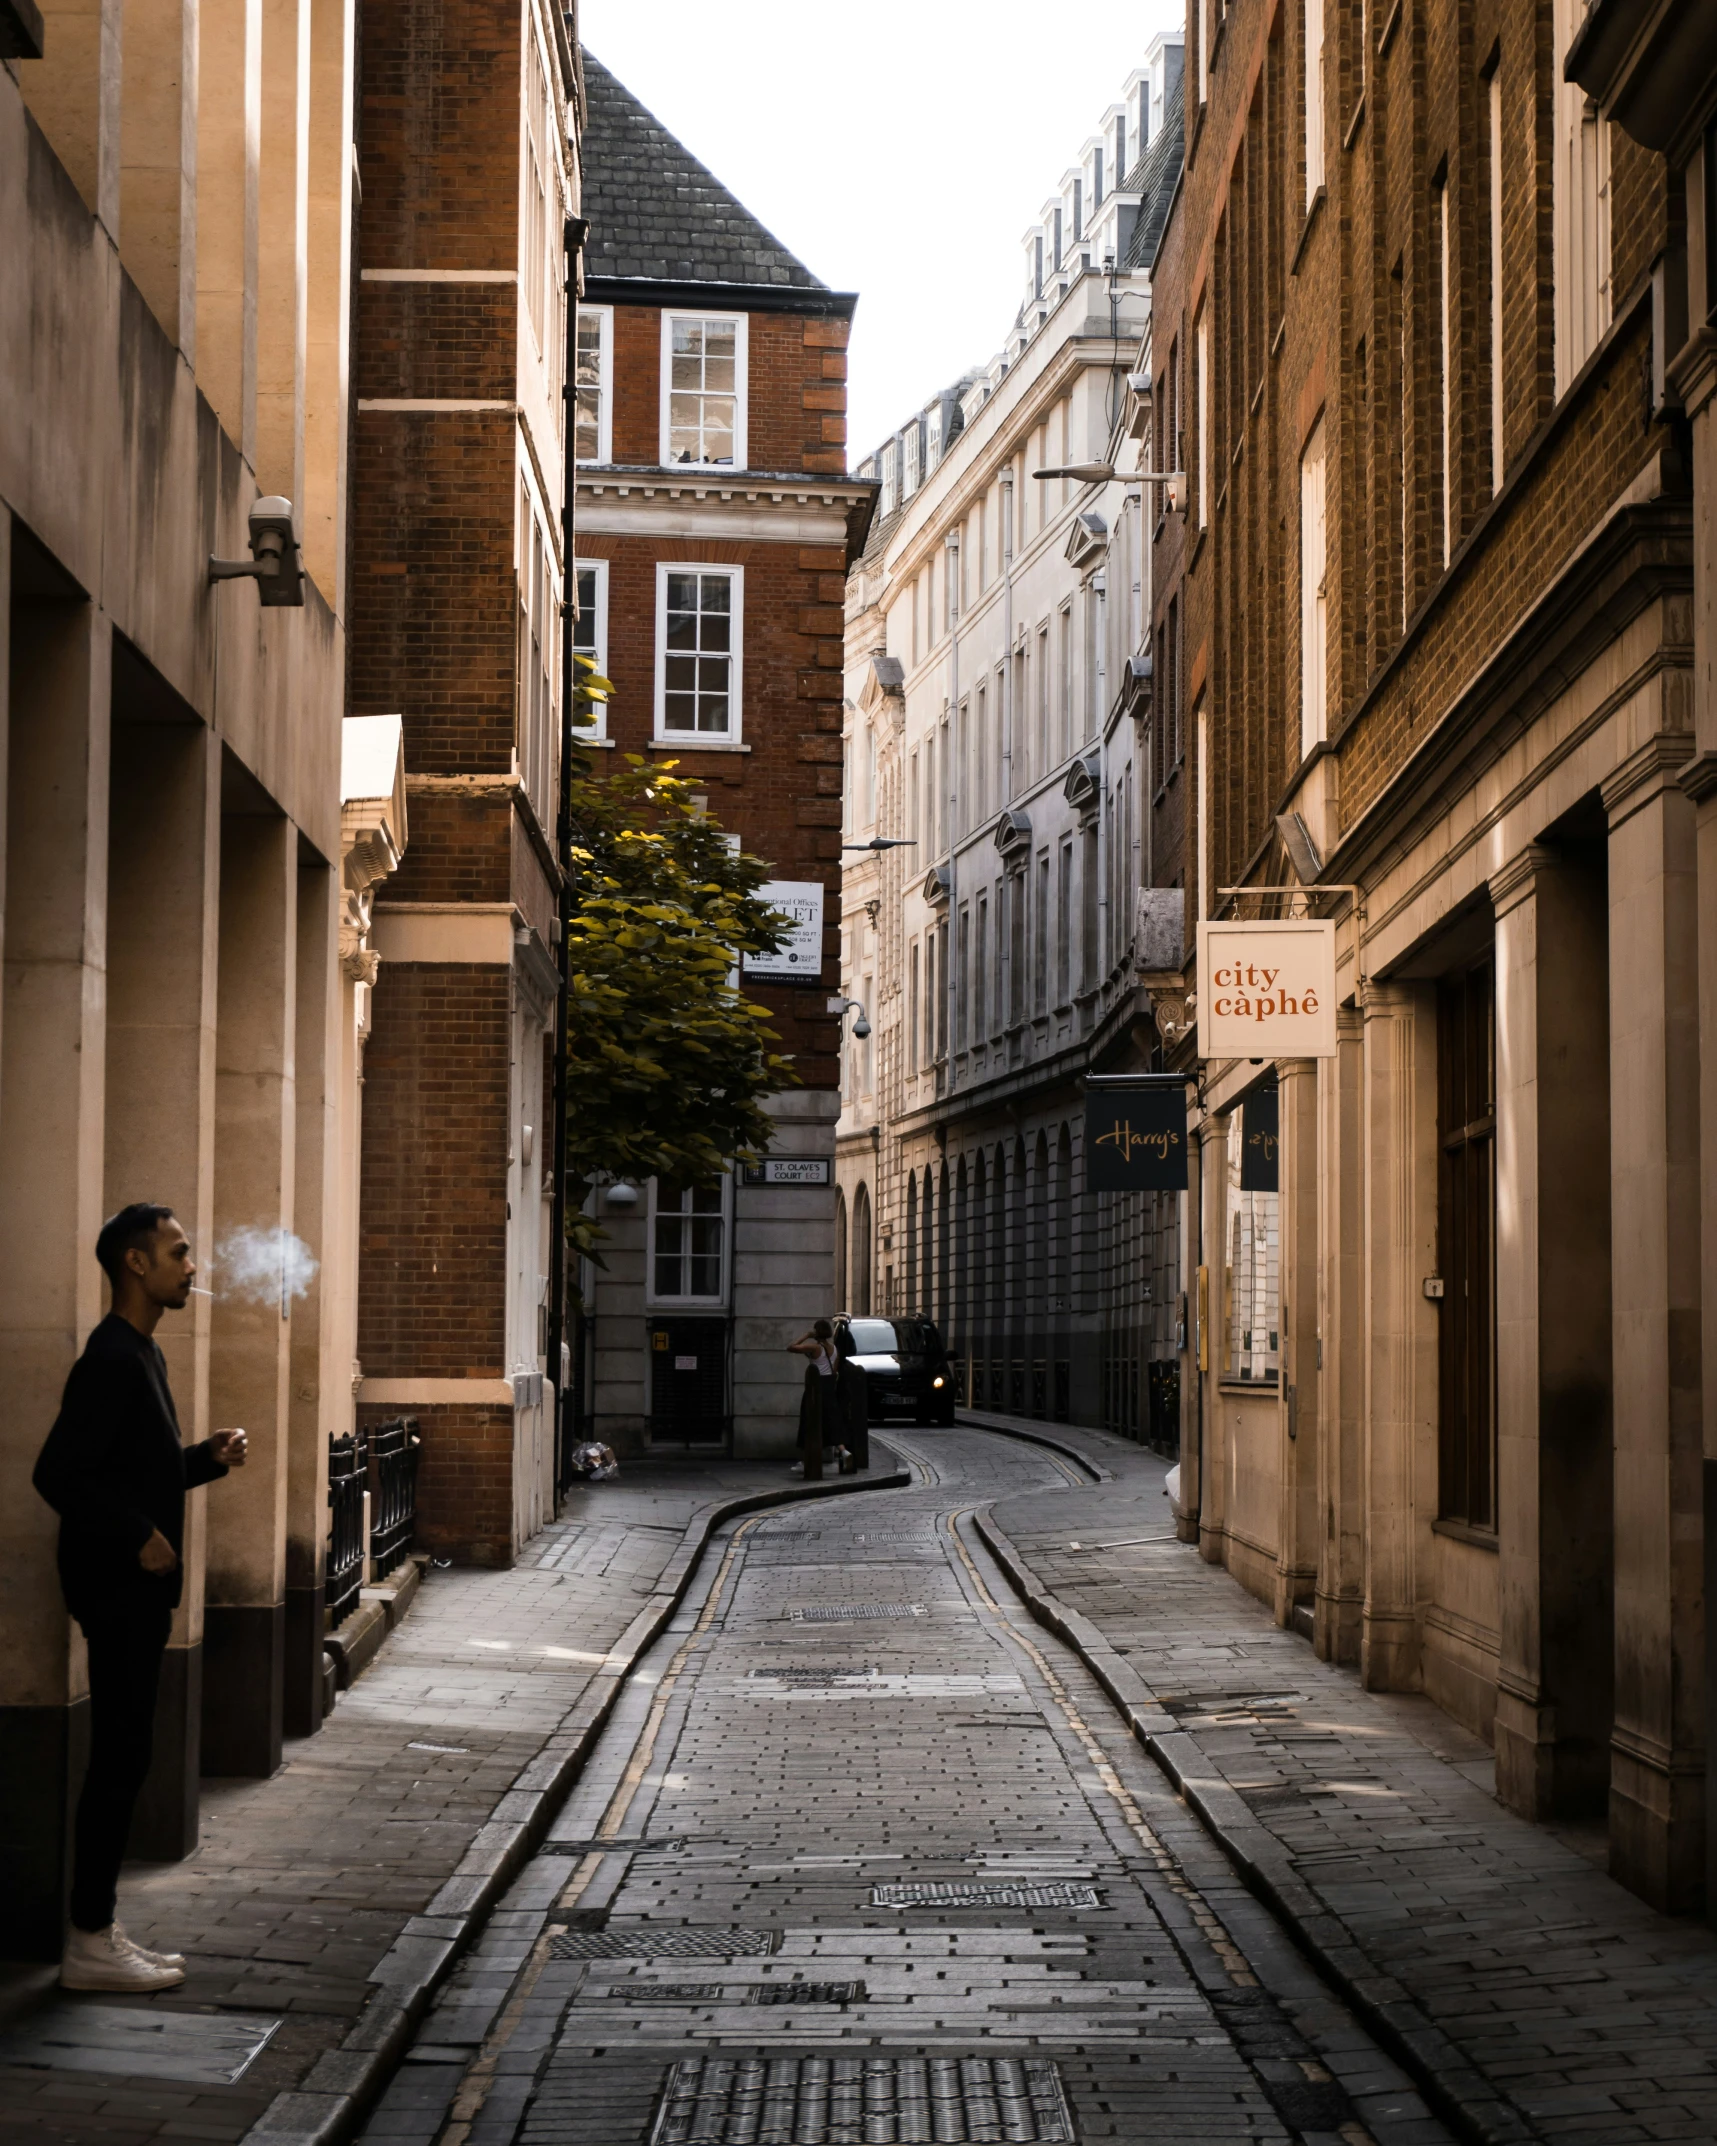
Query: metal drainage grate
551,1927,781,1960
871,1881,1102,1910
790,1604,926,1621
611,1982,866,2007
748,1981,866,2006
539,1836,688,1856
650,2055,1075,2144
749,1667,875,1683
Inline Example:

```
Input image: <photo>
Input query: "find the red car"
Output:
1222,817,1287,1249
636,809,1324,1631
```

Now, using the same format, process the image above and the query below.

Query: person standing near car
33,1204,248,1992
787,1320,843,1478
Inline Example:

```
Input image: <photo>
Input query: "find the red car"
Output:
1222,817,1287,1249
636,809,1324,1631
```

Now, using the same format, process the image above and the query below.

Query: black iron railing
326,1429,367,1629
368,1415,421,1577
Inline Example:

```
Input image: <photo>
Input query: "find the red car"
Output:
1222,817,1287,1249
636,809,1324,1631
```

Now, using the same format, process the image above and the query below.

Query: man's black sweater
33,1314,228,1623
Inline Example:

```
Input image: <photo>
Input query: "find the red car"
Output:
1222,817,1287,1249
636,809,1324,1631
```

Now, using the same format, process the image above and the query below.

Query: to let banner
1085,1083,1189,1192
1196,919,1338,1058
743,882,825,982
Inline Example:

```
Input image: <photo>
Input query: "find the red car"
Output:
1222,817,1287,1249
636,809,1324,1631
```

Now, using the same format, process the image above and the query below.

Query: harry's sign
1085,1082,1188,1192
1197,920,1338,1059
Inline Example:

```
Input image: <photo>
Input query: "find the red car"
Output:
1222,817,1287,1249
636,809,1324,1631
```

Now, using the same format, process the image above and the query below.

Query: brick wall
607,303,850,475
1151,0,1674,901
358,961,510,1377
358,1398,515,1565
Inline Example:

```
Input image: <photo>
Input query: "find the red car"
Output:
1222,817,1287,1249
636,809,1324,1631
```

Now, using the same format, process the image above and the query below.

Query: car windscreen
845,1320,901,1354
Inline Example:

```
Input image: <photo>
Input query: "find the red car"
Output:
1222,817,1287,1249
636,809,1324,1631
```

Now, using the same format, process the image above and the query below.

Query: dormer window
1093,146,1105,208
1115,114,1127,181
662,313,747,468
1072,177,1084,242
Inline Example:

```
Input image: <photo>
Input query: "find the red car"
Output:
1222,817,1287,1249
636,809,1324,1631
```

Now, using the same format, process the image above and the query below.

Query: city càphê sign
1196,920,1339,1059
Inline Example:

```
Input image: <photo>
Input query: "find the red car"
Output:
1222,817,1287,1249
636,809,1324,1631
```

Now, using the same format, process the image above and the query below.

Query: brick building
349,0,579,1560
837,43,1186,1440
569,56,874,1458
1147,0,1709,1911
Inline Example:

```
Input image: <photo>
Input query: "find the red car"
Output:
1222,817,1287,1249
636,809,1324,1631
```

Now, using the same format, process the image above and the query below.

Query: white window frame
659,310,749,471
1304,0,1324,205
1196,309,1211,529
571,556,609,740
1551,0,1611,398
654,562,744,743
574,305,613,465
644,1175,731,1309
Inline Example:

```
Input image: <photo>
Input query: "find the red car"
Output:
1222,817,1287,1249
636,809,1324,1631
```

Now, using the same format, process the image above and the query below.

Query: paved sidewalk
965,1410,1717,2146
0,1452,901,2146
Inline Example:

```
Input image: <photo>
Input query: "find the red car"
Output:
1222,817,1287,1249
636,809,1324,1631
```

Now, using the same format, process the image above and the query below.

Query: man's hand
209,1428,248,1467
139,1528,179,1576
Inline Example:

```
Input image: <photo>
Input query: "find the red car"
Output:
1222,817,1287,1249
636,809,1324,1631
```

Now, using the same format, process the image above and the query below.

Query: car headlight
932,1375,945,1389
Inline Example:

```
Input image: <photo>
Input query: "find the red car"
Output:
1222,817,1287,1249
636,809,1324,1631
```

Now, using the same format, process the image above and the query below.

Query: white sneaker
113,1918,187,1972
61,1923,185,1992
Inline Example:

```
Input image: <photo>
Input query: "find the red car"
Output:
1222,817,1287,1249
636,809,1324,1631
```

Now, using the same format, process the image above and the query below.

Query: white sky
577,0,1183,461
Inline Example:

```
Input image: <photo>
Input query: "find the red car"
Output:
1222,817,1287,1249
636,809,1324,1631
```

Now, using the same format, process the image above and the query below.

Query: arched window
1056,1123,1074,1313
953,1155,969,1350
852,1182,872,1316
971,1153,988,1342
1031,1131,1049,1327
937,1161,952,1332
905,1175,918,1312
834,1186,848,1310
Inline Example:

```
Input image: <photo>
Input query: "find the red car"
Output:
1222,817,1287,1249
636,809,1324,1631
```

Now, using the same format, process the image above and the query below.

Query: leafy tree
562,659,796,1247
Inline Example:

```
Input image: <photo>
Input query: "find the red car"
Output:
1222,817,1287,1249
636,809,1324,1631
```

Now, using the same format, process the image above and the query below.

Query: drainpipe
944,530,961,1084
999,467,1015,806
547,207,586,1500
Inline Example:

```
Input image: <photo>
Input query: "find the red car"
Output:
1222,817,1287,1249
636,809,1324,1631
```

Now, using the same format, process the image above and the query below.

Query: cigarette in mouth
189,1286,215,1297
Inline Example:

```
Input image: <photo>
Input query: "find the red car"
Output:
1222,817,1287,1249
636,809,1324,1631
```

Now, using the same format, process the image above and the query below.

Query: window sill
1290,188,1326,278
649,736,751,753
1218,1376,1280,1394
1431,1516,1498,1551
571,732,615,748
1343,95,1366,153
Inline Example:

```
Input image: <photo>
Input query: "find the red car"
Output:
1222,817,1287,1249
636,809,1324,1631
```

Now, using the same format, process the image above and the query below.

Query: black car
835,1316,956,1425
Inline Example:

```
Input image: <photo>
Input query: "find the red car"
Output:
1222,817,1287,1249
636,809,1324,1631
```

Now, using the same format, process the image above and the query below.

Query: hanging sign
743,882,825,981
1085,1082,1188,1192
1197,920,1338,1058
1238,1080,1279,1191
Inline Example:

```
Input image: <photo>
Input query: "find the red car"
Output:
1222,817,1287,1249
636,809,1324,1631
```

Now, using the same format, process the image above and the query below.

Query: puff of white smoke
214,1226,319,1313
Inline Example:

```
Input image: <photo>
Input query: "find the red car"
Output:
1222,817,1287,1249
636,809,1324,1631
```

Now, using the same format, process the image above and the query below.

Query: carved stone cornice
1487,842,1562,918
1676,749,1717,807
1600,729,1696,826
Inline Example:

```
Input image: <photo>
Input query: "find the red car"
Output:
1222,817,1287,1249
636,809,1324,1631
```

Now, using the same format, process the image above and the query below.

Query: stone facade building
349,0,579,1562
0,0,407,1949
1147,0,1711,1913
569,57,874,1460
838,42,1185,1439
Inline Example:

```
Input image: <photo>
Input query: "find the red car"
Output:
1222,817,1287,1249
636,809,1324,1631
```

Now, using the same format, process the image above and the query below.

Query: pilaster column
1196,1109,1228,1565
103,711,221,1855
1359,979,1438,1691
1315,1004,1363,1663
1489,842,1614,1822
0,582,111,1957
202,810,296,1778
1276,1059,1319,1625
1603,733,1704,1910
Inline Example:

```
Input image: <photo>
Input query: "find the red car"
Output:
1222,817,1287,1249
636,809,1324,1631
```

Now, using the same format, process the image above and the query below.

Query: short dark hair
813,1318,833,1340
96,1203,178,1283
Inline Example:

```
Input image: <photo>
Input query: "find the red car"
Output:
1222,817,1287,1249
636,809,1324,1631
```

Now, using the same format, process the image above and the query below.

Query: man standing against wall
33,1204,248,1991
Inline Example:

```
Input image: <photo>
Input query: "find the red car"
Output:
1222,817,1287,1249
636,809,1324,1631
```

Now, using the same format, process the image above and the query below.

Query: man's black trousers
70,1601,172,1932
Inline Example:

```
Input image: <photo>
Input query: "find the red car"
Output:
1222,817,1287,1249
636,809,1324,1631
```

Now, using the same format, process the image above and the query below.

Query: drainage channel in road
357,1427,1450,2146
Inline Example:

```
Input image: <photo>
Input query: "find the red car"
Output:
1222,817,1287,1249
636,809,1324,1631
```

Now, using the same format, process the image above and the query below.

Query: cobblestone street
8,1425,1717,2146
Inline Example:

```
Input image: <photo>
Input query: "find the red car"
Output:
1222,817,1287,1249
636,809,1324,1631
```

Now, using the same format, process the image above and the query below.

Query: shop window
1225,1088,1280,1382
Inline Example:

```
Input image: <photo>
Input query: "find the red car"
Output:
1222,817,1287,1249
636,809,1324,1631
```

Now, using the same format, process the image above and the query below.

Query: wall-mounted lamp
209,497,304,607
841,836,918,853
603,1181,640,1210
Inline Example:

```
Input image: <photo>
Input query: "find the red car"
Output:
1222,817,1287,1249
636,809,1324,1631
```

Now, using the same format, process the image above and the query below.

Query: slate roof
580,51,826,291
1124,97,1186,274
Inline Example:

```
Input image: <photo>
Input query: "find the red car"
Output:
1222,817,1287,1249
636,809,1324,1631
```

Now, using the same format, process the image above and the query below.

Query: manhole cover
871,1881,1102,1909
650,2054,1074,2144
0,2004,280,2084
551,1927,782,1959
790,1604,926,1621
